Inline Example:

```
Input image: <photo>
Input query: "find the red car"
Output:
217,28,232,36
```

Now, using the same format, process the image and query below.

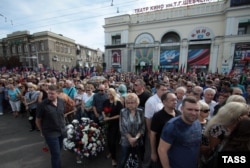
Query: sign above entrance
189,27,214,40
135,33,154,44
134,0,217,14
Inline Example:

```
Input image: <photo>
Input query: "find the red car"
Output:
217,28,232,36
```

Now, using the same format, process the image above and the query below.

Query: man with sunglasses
92,84,108,123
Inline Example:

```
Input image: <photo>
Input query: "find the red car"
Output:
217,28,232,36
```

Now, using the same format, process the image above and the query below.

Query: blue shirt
8,88,21,101
161,116,201,168
63,87,77,100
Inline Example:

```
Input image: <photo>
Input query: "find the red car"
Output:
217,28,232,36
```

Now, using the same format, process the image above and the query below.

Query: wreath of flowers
63,118,105,158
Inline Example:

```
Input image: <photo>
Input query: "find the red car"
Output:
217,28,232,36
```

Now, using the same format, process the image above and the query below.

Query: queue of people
0,69,250,168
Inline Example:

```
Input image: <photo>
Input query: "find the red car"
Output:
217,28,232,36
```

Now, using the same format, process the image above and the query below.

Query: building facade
0,31,103,72
103,0,250,74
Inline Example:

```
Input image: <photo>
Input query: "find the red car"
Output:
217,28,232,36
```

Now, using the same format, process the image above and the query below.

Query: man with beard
158,96,201,168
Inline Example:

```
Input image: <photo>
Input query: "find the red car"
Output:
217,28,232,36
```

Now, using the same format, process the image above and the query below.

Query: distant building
0,30,103,71
103,0,250,74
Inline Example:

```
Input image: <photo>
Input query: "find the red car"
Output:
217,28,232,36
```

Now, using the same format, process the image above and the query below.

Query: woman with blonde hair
226,95,246,104
82,83,95,120
7,83,22,117
118,93,145,168
102,88,123,167
24,83,40,131
204,102,249,152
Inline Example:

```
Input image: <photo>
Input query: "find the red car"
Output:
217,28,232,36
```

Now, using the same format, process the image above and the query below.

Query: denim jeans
45,135,63,168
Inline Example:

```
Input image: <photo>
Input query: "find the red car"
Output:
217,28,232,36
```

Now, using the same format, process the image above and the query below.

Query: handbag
200,139,228,168
125,147,140,168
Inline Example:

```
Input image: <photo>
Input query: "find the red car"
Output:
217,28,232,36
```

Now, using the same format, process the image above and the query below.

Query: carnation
63,118,105,159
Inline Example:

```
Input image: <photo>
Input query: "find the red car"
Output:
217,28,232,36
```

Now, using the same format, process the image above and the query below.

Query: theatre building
103,0,250,73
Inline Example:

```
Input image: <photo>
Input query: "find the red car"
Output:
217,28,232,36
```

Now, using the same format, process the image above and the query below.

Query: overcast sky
0,0,218,51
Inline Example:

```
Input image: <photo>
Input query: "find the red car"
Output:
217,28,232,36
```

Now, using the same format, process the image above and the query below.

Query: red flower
103,107,112,114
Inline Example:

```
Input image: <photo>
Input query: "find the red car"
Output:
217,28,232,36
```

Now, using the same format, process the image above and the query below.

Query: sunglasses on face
201,109,210,113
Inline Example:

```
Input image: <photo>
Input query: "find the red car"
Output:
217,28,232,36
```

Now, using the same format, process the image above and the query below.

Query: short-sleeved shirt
92,92,108,114
24,91,40,109
144,94,163,119
137,91,151,110
102,99,123,126
36,98,65,137
161,116,201,168
151,108,181,148
8,88,21,101
63,87,77,100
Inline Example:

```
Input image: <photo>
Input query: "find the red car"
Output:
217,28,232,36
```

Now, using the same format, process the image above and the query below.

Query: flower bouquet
102,106,112,141
103,106,112,117
63,118,105,160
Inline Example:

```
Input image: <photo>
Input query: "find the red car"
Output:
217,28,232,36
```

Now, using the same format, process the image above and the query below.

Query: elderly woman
204,102,249,154
118,93,145,168
82,84,95,120
24,83,40,131
102,88,123,167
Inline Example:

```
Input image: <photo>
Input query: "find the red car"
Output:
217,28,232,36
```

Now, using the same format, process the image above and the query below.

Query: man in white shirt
200,87,217,119
143,81,168,168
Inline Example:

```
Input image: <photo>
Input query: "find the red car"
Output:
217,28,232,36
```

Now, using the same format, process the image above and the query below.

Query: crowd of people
0,69,250,168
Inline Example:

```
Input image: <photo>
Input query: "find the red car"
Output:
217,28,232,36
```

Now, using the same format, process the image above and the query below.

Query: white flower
66,124,74,130
72,119,79,124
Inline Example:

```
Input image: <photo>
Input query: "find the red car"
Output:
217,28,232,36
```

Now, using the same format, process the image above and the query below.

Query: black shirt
151,108,181,148
137,91,151,110
36,97,65,137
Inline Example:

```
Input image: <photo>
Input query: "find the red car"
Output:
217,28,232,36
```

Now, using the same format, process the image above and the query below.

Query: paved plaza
0,111,111,168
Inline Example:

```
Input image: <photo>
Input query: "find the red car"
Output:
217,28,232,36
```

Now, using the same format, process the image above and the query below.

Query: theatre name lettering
134,0,216,14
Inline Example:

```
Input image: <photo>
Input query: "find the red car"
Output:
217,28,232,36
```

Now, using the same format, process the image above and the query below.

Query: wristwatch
135,135,139,140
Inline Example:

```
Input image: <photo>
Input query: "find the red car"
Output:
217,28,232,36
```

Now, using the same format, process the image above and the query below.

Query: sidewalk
0,112,111,168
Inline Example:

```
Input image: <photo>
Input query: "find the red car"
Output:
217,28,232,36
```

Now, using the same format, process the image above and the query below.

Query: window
41,55,44,61
112,35,121,45
12,46,16,54
88,50,91,56
68,47,71,53
238,19,250,35
64,46,67,53
56,45,60,52
18,45,22,53
61,45,64,52
41,42,45,51
24,44,28,52
31,45,36,52
7,48,10,55
19,57,23,62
